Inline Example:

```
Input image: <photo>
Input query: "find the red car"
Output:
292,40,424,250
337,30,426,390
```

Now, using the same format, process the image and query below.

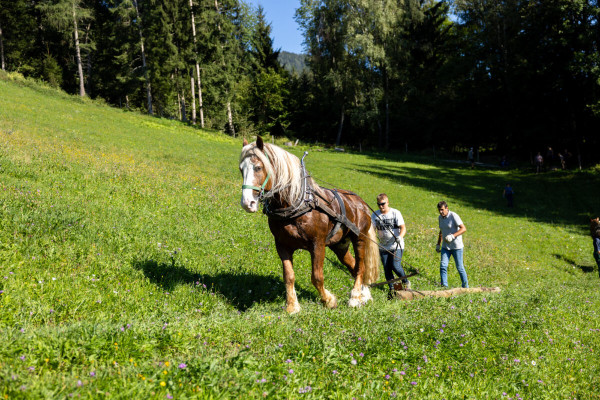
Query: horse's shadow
552,253,596,273
132,258,317,311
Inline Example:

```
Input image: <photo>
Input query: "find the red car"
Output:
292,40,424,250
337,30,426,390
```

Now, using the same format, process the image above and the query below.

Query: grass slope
1,74,600,399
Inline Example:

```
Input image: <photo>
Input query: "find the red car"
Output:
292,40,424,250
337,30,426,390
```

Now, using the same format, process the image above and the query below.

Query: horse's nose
241,196,258,212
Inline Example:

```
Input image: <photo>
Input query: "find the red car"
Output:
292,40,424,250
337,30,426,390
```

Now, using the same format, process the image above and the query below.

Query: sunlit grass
1,75,599,398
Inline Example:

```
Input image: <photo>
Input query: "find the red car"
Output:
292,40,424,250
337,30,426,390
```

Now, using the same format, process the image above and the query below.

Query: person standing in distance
436,201,469,288
371,193,410,297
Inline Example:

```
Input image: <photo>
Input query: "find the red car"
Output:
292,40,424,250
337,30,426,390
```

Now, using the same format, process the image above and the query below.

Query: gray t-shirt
371,208,405,251
439,210,464,250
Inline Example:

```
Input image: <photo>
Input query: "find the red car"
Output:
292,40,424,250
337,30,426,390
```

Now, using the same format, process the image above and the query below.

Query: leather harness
244,150,361,242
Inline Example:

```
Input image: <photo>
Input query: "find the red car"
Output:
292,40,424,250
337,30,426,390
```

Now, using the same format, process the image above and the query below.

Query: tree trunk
84,23,92,96
196,64,204,127
227,100,235,137
190,76,196,124
188,0,205,127
133,0,153,115
384,67,390,148
0,21,5,71
335,105,345,146
72,4,86,97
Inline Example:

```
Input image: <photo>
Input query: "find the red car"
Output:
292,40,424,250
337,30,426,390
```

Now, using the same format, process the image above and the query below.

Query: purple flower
400,371,406,375
332,370,338,374
178,363,187,369
77,380,83,387
166,394,173,399
410,381,417,385
288,369,294,374
351,359,357,365
285,359,292,363
385,375,390,380
90,372,96,377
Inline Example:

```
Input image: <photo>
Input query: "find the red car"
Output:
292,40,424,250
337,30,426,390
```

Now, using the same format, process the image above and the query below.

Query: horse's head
239,136,273,213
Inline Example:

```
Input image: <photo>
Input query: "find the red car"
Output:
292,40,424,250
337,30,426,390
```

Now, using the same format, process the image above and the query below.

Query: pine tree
36,0,94,96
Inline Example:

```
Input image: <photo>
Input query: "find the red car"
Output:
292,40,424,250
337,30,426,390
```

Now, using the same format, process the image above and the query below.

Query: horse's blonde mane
240,142,318,204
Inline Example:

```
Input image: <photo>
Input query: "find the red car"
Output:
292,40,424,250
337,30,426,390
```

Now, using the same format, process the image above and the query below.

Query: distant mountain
278,51,308,75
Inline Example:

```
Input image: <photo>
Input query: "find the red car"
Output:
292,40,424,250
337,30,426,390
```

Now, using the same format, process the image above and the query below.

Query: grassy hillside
1,73,599,399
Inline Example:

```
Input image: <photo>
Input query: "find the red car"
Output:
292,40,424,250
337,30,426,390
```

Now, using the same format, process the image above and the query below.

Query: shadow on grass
132,258,317,311
353,160,600,230
552,253,596,273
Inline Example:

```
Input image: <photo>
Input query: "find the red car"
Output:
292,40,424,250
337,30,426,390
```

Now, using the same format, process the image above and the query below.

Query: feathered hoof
322,290,338,309
360,285,373,303
348,288,363,308
348,286,373,307
286,302,301,314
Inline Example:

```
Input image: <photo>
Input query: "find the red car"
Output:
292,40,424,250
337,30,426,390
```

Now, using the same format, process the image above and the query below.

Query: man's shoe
404,281,411,290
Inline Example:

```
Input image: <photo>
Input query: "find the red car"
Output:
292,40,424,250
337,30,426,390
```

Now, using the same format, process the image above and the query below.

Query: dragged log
393,287,501,300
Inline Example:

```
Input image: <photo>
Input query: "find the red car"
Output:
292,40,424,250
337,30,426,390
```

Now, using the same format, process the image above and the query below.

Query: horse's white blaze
240,157,259,213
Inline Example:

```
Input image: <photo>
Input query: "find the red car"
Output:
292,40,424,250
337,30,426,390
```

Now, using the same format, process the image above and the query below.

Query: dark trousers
380,248,407,290
506,193,514,207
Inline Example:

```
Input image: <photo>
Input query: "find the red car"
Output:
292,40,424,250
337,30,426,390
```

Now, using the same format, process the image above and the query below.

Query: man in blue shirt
436,201,469,288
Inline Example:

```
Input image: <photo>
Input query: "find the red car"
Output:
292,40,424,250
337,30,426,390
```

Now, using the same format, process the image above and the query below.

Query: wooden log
393,287,501,300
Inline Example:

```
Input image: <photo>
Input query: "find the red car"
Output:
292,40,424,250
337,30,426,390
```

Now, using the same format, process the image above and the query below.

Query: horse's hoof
348,298,361,307
286,303,301,314
322,294,338,309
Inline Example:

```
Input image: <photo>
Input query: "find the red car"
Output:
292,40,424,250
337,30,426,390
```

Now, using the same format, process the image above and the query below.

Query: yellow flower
163,370,168,375
165,361,170,367
160,382,166,387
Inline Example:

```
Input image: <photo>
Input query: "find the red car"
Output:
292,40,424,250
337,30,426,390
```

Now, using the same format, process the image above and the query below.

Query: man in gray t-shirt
371,193,410,296
436,201,469,288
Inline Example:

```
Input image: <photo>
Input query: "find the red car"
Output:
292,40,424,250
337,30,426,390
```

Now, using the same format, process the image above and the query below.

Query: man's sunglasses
377,202,387,206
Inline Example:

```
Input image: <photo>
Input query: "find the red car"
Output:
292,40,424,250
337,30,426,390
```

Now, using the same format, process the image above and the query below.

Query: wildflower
332,370,338,374
410,381,417,385
90,372,96,377
77,380,83,387
178,363,187,369
285,359,292,363
351,359,357,365
166,395,173,399
385,375,390,380
400,371,406,375
288,369,294,374
160,382,166,387
531,361,536,366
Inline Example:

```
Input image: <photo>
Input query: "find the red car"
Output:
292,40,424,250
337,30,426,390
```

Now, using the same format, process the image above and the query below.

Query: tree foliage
2,0,599,163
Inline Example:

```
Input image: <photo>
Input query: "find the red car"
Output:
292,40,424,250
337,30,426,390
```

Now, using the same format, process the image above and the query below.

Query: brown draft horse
239,137,379,314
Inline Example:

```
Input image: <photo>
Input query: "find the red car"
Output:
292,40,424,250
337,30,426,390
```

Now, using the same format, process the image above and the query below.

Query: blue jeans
440,248,469,288
380,248,407,290
594,251,600,278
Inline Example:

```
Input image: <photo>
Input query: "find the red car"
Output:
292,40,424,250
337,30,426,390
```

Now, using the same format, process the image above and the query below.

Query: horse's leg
330,239,357,278
347,237,372,307
276,243,300,314
310,244,337,309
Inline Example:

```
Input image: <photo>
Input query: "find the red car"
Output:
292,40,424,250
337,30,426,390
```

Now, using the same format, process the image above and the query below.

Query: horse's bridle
241,152,271,201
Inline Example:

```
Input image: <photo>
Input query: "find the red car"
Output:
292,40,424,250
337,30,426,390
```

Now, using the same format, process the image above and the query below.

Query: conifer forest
1,1,599,163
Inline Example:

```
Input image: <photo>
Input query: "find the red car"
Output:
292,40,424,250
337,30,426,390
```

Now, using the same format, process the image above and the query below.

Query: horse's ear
243,137,248,147
256,136,264,152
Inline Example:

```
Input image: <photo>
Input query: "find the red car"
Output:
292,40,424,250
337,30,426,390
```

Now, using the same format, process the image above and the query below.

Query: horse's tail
363,224,380,285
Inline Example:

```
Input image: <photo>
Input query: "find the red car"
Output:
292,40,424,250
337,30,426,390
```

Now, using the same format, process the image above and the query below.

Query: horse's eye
255,166,262,171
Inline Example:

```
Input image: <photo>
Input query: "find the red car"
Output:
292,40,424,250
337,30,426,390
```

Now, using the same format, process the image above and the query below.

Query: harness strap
316,190,361,240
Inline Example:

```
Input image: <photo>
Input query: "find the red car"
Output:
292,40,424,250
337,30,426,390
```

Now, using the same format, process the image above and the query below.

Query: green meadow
1,72,600,399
